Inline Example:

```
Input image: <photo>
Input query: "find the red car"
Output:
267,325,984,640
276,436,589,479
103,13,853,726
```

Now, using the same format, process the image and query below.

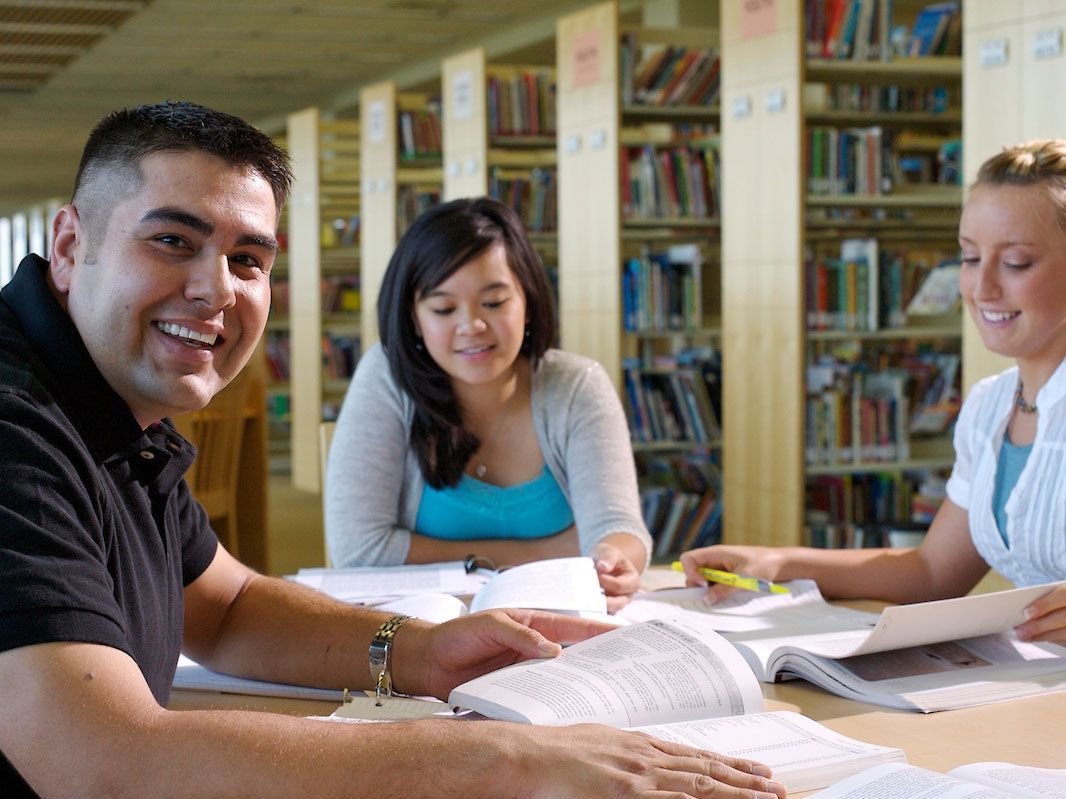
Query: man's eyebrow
140,207,278,252
140,207,213,235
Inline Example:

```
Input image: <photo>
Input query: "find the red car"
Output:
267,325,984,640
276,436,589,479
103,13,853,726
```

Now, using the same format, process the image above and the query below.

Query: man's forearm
187,572,433,694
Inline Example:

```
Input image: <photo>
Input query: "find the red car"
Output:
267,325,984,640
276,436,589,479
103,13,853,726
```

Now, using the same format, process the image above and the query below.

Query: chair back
173,375,250,557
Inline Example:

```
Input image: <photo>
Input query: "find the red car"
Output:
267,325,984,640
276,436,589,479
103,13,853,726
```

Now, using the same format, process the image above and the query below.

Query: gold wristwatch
369,614,409,705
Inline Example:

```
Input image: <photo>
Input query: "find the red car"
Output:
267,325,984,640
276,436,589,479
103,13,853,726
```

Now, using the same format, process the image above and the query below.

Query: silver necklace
473,399,513,478
1016,381,1038,415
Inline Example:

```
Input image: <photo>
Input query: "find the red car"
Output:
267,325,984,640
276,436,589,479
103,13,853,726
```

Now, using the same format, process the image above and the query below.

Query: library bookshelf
720,0,965,549
285,109,360,492
557,1,724,559
359,81,443,354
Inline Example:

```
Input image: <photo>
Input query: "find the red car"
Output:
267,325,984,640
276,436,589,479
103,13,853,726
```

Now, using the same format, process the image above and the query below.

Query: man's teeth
156,321,218,346
982,310,1019,322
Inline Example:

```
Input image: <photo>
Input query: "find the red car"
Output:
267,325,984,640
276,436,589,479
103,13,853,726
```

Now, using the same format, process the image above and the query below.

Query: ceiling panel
0,0,579,214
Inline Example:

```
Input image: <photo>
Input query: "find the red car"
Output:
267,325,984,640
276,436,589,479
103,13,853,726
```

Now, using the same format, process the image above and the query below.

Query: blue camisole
415,466,575,540
992,432,1033,547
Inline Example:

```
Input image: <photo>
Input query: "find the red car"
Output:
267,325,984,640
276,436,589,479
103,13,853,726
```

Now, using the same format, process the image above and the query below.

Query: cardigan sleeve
538,353,653,563
324,344,414,566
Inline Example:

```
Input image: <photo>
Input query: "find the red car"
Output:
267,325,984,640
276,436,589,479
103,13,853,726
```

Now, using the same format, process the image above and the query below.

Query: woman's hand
1016,584,1066,646
592,540,643,612
680,545,787,603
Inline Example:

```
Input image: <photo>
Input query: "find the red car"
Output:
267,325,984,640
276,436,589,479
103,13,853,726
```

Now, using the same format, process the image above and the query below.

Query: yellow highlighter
670,561,790,595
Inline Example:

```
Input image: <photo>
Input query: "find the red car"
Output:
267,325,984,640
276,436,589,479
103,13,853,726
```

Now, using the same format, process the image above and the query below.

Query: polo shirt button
139,450,155,460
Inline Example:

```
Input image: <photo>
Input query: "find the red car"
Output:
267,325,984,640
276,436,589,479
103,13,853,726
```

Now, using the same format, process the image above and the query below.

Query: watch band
369,614,410,705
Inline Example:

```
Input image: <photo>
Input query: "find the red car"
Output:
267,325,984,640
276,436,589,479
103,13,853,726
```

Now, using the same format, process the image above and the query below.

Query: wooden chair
173,374,252,559
319,421,337,567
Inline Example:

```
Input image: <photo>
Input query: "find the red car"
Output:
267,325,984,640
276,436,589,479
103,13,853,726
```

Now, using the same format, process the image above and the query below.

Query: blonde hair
973,139,1066,229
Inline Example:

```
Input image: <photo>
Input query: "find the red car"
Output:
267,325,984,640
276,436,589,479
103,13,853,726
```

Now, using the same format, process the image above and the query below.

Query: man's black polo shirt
0,255,219,797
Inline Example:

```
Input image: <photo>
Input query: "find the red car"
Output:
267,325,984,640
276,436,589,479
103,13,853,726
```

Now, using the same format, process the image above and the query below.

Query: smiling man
0,101,785,799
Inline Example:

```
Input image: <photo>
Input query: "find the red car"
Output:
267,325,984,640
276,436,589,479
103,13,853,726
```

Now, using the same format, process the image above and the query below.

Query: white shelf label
979,37,1009,67
565,134,582,154
589,129,607,150
451,69,474,120
447,160,460,177
764,88,786,113
367,100,386,144
1033,28,1063,60
731,95,753,118
464,156,479,175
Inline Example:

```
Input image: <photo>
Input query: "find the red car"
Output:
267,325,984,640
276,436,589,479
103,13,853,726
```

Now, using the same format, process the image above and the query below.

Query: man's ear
49,204,83,294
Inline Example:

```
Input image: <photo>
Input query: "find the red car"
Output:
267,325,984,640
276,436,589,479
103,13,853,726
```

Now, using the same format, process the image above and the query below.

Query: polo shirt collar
1,254,148,462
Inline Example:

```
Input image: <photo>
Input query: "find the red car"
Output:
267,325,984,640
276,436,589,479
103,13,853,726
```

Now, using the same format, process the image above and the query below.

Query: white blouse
946,356,1066,586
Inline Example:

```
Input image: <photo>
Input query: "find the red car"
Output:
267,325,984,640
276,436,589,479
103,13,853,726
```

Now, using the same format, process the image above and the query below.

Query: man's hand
1016,584,1066,646
519,724,788,799
394,609,614,700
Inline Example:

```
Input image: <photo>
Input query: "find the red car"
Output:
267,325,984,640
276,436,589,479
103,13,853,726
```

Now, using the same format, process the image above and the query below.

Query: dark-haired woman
325,198,650,610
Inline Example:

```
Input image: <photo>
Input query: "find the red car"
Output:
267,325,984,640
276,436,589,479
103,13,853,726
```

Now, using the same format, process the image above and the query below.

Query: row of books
488,166,557,232
269,277,360,319
322,214,360,248
397,186,442,236
805,240,961,331
625,363,721,446
805,351,960,464
322,333,360,380
805,82,955,116
487,70,556,138
807,125,892,196
621,142,720,220
805,370,911,465
622,243,704,333
266,332,291,382
643,487,722,559
805,469,948,547
621,36,720,108
399,103,443,161
805,0,960,62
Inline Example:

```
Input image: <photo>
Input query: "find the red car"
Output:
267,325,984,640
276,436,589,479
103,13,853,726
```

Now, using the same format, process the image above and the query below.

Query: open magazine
448,616,905,793
811,761,1066,798
619,580,1066,712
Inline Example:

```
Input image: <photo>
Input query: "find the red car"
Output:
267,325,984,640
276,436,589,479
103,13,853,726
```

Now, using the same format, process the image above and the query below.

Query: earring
415,338,424,351
524,326,531,339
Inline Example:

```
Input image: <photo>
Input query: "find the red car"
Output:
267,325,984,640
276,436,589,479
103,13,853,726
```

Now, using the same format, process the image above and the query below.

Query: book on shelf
622,243,706,332
448,616,905,794
292,556,609,623
905,262,961,315
398,101,442,160
811,761,1066,798
906,1,961,57
621,141,720,221
620,36,721,108
807,125,894,196
619,578,1066,712
489,166,557,232
625,366,721,445
487,68,556,137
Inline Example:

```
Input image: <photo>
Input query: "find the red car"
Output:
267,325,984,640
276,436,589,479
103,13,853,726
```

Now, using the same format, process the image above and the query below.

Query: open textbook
620,579,1066,712
291,556,608,622
811,761,1066,798
449,616,905,793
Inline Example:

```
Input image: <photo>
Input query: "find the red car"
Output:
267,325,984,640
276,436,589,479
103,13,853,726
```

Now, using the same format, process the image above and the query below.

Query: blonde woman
683,140,1066,645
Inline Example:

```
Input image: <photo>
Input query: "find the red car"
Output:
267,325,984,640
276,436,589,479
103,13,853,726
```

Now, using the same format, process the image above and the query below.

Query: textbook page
618,581,876,632
468,557,607,615
448,617,764,727
172,655,344,701
771,581,1064,660
633,711,906,794
810,761,1066,798
730,627,1066,712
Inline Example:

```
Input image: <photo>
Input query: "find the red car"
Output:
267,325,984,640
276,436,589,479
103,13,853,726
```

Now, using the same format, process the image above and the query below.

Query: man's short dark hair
73,100,293,212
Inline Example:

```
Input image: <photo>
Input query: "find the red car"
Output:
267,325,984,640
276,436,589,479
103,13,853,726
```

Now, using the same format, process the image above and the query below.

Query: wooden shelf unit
360,81,443,355
285,108,360,492
719,0,968,548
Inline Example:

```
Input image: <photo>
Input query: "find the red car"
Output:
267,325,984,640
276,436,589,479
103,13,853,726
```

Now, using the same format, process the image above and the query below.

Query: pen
670,561,790,594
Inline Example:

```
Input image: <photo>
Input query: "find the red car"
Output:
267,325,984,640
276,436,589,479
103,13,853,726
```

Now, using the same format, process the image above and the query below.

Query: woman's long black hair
377,197,556,488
